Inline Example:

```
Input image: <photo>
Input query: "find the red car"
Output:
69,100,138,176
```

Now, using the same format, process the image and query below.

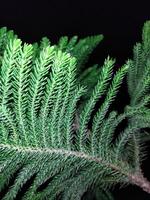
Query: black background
0,0,150,199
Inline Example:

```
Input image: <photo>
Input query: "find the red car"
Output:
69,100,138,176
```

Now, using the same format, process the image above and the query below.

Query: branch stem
1,144,150,194
129,173,150,194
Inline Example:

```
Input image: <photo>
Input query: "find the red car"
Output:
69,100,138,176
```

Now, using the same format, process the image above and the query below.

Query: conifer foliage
0,22,150,200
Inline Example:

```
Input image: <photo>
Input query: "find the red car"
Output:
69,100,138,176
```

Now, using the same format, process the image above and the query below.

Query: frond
0,27,17,57
78,57,115,151
57,34,103,72
13,43,33,146
66,36,78,52
91,65,128,156
78,64,100,101
127,21,150,106
142,20,150,56
39,50,75,147
58,36,69,51
40,37,51,50
114,120,150,166
27,45,55,147
73,35,103,71
126,20,150,144
0,38,22,144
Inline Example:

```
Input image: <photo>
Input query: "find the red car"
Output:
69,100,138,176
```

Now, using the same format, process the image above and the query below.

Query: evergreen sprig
0,21,150,200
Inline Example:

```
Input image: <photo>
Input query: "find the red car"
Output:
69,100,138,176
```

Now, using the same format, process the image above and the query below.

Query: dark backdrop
0,0,150,199
0,0,149,64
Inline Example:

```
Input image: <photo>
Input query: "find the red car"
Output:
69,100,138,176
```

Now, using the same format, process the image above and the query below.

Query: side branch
129,173,150,194
1,144,150,194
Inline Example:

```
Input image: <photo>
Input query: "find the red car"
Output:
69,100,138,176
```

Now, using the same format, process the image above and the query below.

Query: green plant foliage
0,21,150,200
127,21,150,145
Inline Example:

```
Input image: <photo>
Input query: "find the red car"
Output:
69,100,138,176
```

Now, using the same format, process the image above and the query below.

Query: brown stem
129,173,150,194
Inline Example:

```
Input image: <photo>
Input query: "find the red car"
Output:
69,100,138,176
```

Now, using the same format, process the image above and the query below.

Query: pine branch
78,57,115,151
0,21,150,199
